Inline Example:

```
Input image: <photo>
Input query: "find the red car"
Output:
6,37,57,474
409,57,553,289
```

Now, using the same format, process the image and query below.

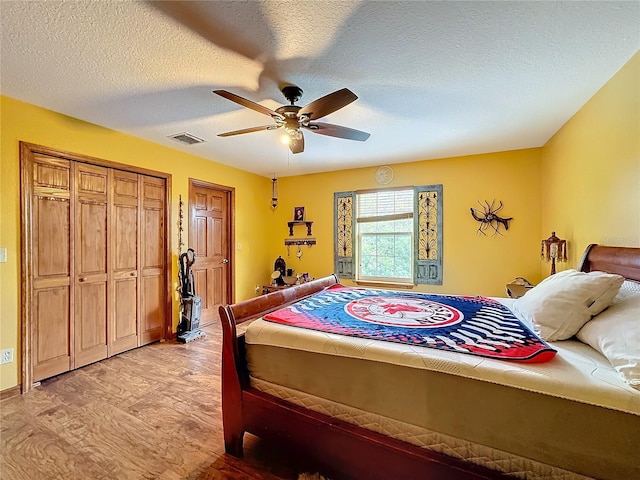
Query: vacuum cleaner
177,248,206,343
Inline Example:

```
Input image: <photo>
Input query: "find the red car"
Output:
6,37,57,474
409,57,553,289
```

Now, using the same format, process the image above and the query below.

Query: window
334,184,443,285
357,189,413,282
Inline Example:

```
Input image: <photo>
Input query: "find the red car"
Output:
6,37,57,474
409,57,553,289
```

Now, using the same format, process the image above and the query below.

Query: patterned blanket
264,285,556,362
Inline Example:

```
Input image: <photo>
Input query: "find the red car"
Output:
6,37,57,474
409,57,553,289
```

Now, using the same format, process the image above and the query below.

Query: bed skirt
251,377,590,480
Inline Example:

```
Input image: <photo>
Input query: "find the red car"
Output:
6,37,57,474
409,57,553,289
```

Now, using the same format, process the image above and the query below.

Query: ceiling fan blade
217,125,279,137
289,131,305,154
214,90,284,119
305,122,370,141
298,88,358,120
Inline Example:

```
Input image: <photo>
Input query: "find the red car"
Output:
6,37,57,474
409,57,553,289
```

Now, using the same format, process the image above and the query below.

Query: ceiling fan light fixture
214,86,369,155
286,128,302,140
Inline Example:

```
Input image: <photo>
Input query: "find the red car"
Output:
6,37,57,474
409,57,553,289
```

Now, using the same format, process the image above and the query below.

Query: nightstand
505,277,535,299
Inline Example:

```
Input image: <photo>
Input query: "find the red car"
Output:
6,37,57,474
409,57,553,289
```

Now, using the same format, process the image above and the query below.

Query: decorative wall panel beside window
334,185,443,285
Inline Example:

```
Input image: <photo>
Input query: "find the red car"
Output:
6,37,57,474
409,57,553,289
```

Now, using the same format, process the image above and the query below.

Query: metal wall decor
177,195,185,295
336,195,353,259
178,194,185,254
470,200,513,236
417,190,439,260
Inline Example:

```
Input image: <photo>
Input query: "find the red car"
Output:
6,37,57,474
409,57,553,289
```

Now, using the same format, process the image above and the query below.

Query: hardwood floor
0,324,323,480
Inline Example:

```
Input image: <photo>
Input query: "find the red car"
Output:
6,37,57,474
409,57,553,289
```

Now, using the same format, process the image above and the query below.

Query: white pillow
511,269,624,341
577,292,640,390
615,279,640,301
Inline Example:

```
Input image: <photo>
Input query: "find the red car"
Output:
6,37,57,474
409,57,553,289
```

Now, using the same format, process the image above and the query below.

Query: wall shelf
287,221,313,236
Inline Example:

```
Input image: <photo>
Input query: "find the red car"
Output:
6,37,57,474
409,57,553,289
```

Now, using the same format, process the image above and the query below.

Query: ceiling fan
213,86,370,154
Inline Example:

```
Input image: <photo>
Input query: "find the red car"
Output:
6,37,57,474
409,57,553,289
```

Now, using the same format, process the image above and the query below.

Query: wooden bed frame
218,244,640,480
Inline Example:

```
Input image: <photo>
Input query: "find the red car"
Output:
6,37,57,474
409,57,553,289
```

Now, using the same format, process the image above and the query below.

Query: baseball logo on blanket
264,285,556,362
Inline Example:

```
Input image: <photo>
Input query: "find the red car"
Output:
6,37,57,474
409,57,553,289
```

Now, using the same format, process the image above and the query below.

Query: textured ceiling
1,1,638,178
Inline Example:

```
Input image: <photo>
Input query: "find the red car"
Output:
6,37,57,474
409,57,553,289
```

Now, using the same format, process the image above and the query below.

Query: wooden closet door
139,175,165,345
109,170,139,355
31,155,73,382
74,163,109,368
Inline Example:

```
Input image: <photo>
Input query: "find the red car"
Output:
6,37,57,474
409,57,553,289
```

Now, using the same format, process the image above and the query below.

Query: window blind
357,189,413,220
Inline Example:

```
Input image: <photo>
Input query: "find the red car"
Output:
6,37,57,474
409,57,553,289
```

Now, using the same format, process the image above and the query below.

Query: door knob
221,258,229,264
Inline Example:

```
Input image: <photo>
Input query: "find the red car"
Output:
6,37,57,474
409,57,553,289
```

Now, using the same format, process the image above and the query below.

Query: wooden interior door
189,180,232,326
139,175,166,345
74,163,109,369
109,170,139,355
31,154,73,382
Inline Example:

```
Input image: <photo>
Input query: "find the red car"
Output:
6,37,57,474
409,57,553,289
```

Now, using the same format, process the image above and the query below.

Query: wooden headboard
578,244,640,282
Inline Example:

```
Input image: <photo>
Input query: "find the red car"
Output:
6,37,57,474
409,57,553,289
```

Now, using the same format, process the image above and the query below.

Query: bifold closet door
139,175,166,346
109,170,140,355
31,155,73,382
25,144,169,386
74,163,109,369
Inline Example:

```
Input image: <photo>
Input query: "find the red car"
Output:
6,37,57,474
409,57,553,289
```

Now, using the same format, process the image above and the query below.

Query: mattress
245,298,640,480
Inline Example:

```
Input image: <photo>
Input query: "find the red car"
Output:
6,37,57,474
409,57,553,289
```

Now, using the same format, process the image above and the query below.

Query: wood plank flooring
0,324,323,480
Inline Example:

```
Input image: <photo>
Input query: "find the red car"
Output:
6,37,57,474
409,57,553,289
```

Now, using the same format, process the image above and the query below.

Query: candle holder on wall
271,176,278,209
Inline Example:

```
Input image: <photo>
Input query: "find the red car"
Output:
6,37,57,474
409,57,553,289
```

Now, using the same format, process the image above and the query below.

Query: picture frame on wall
293,206,305,221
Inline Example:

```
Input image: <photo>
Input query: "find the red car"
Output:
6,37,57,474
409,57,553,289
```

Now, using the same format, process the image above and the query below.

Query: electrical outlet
1,348,14,365
0,248,7,263
255,284,261,294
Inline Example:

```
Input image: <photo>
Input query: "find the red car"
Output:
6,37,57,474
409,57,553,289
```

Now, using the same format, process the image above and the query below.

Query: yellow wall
540,51,640,271
269,149,543,297
2,51,637,393
0,96,272,390
270,51,640,292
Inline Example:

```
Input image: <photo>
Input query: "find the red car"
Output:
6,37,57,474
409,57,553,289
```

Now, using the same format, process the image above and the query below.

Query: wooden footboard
218,274,506,480
218,275,340,456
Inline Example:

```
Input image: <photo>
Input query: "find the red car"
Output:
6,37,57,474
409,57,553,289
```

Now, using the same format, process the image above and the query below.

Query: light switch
0,248,6,263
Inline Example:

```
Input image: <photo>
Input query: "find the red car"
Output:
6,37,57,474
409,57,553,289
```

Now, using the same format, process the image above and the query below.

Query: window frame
334,184,443,285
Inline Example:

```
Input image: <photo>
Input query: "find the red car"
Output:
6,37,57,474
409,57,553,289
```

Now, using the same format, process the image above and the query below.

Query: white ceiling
1,1,638,178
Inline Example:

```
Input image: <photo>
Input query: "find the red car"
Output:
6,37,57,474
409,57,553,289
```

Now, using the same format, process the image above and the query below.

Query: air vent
168,133,205,145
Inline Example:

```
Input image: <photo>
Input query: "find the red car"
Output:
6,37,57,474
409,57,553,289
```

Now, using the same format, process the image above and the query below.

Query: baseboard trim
0,384,22,401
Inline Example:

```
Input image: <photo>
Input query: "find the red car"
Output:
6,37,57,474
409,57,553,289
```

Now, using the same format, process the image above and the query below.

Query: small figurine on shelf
295,272,311,284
